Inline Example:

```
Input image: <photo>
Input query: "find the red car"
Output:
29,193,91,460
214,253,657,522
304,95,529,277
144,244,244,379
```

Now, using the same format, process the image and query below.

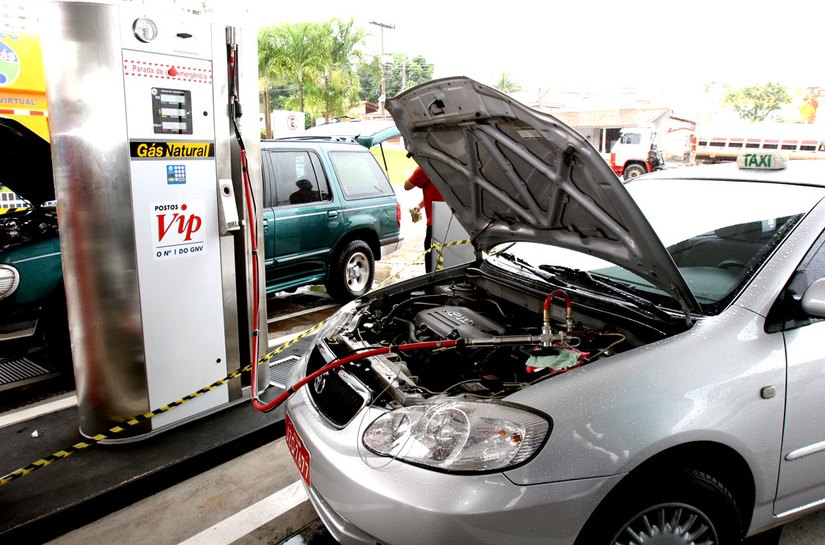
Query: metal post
369,20,394,119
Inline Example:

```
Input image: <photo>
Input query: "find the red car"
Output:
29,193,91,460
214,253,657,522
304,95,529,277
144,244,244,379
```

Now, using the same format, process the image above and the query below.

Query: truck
607,126,666,179
695,121,825,164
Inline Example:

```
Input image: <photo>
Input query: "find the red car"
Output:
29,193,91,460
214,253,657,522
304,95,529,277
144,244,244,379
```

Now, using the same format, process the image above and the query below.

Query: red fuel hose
544,289,572,326
253,340,460,413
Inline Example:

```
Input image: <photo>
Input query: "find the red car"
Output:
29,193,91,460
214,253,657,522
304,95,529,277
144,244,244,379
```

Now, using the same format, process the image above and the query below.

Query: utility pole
369,20,395,118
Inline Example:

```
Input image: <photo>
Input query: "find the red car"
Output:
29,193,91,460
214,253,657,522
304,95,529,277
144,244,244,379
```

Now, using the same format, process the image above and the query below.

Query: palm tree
262,22,326,115
314,18,365,122
258,26,277,138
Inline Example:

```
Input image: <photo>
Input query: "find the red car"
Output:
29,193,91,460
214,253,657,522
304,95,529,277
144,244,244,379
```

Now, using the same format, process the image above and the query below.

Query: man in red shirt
404,165,445,273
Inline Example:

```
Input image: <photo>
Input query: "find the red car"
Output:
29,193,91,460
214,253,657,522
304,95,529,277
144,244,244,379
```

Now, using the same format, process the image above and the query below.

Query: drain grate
269,355,300,389
0,357,56,392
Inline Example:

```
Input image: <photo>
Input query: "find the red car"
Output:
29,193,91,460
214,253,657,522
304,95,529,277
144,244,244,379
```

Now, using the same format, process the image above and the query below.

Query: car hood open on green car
0,116,54,205
386,76,700,317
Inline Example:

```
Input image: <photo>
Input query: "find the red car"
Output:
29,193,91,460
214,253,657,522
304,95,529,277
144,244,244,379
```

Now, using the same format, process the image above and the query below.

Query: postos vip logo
0,40,20,87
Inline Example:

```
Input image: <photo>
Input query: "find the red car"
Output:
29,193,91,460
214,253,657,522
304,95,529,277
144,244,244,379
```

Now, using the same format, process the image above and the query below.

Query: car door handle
262,218,270,231
327,210,339,218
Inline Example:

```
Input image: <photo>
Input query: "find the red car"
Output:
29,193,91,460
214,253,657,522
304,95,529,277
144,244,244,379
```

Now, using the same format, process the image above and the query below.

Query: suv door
261,149,341,291
327,149,397,238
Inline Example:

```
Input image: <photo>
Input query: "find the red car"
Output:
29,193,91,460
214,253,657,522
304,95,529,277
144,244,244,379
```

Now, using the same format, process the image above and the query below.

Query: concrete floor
46,438,315,545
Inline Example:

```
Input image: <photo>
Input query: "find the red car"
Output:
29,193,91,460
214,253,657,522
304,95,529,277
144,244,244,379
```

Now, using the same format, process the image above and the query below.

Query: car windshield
490,177,825,315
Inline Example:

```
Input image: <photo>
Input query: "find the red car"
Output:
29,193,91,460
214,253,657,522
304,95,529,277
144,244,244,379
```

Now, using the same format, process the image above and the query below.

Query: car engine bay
308,268,689,421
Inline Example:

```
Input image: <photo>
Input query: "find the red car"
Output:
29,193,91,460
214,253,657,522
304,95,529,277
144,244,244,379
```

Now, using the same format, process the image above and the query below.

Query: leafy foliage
494,72,522,93
722,82,792,122
384,55,434,99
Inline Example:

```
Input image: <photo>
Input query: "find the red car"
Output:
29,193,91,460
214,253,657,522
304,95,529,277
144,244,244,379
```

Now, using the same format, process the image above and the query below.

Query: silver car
284,77,825,545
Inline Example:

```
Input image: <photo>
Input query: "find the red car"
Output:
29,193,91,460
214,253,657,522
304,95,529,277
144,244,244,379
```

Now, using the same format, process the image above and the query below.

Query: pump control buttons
133,18,158,43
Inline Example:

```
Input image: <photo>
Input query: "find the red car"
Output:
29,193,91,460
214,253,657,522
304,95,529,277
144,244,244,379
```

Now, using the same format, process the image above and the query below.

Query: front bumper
286,386,621,545
0,303,40,342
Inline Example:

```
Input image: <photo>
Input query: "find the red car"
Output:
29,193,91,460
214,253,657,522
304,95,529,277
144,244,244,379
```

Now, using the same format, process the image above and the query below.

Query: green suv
0,118,400,373
261,131,401,302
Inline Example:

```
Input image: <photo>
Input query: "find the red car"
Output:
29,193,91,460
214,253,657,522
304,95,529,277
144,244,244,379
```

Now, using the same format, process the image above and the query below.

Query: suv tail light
396,202,402,226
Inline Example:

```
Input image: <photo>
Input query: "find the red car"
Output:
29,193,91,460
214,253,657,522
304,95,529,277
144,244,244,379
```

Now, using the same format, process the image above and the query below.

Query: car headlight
362,400,551,472
0,265,20,300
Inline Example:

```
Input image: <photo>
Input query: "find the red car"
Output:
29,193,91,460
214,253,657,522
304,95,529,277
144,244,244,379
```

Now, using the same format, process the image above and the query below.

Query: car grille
306,342,369,428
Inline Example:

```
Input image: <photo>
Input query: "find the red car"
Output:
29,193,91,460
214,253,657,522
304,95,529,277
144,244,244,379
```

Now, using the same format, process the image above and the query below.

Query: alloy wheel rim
345,251,369,292
611,502,718,545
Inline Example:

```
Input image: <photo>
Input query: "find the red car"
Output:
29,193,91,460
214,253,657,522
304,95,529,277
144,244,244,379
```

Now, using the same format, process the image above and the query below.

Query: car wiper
538,264,671,320
495,252,556,282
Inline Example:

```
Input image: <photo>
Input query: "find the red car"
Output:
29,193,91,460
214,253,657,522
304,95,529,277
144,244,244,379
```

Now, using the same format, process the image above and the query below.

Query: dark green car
261,123,401,302
0,118,69,370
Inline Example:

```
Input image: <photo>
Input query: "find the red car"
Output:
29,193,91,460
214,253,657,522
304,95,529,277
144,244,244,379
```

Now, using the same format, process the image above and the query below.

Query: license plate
285,413,311,485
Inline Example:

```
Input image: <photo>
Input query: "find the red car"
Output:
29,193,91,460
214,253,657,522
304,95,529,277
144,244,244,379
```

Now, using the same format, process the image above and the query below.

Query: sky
238,0,823,115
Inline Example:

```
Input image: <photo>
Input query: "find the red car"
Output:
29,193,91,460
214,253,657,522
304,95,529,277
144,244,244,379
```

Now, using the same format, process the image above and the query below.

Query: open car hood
387,77,700,316
303,119,400,148
0,116,54,204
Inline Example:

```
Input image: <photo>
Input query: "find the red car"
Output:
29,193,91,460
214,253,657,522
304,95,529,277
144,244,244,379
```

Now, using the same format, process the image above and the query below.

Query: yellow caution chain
0,319,328,487
0,240,473,486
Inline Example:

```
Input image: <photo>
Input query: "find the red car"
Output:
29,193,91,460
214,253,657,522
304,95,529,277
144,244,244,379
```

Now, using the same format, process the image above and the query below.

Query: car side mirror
801,278,825,317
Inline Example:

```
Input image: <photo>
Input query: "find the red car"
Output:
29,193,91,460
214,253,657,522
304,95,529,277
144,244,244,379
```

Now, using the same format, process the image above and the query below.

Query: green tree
357,56,381,103
258,26,277,138
494,72,522,94
385,55,433,99
258,22,326,117
723,82,791,122
311,18,366,122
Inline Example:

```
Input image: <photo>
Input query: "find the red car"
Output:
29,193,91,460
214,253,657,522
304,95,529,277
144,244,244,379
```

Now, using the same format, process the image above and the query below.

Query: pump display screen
152,87,193,134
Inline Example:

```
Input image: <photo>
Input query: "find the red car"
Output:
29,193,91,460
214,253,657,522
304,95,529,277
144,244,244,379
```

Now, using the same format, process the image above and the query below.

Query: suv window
329,150,393,200
264,150,330,207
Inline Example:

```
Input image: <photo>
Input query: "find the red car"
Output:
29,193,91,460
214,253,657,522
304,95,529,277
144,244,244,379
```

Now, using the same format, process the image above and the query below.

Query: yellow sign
0,32,49,142
130,141,215,159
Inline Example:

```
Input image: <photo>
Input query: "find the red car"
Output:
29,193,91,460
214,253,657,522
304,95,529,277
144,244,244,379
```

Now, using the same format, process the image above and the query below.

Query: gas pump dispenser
41,2,266,440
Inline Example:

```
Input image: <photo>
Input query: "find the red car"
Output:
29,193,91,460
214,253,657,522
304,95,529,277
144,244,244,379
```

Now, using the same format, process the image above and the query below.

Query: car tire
577,468,741,545
325,240,374,303
623,163,647,180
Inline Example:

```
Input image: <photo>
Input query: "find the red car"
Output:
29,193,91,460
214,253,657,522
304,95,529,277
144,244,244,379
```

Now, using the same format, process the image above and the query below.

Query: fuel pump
41,2,266,441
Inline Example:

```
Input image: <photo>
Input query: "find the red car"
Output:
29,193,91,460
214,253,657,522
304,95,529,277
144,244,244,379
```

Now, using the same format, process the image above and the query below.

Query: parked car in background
284,77,825,545
260,128,401,302
0,117,69,369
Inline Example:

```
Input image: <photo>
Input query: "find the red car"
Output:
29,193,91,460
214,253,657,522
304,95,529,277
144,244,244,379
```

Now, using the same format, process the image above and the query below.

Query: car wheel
623,163,647,180
325,240,374,303
577,469,741,545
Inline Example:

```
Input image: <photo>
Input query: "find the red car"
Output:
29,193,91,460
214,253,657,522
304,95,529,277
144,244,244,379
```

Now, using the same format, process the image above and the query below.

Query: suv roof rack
266,135,358,144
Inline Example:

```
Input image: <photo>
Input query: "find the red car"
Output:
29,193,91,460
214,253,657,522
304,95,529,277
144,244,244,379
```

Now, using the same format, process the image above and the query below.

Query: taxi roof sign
737,151,788,170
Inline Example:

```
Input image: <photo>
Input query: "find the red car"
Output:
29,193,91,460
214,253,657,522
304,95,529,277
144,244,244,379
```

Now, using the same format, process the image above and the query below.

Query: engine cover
414,306,506,339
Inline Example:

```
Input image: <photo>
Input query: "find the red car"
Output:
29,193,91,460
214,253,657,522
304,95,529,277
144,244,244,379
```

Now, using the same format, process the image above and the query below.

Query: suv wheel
326,240,374,303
